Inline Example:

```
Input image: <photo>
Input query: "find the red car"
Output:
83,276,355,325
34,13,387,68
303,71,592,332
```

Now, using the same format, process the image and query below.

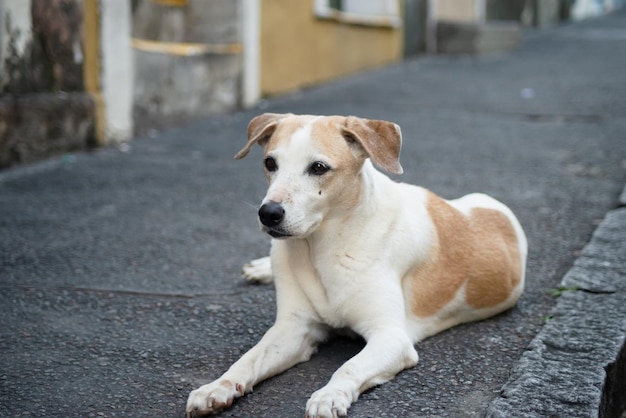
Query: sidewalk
1,9,626,418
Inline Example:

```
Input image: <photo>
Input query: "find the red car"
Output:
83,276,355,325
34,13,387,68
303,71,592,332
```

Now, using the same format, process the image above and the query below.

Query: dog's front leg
306,330,418,418
187,318,326,417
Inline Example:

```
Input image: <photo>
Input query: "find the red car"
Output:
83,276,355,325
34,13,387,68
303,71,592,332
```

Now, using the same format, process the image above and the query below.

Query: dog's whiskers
241,200,259,211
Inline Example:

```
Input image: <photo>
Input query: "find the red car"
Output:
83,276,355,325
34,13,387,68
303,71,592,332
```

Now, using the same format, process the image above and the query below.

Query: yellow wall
260,0,402,96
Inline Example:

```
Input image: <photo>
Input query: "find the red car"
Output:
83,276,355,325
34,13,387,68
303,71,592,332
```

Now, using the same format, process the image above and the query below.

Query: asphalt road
1,10,626,418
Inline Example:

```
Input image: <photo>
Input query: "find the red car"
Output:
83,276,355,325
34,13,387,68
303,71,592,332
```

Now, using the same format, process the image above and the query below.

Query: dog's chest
296,244,389,328
305,266,358,327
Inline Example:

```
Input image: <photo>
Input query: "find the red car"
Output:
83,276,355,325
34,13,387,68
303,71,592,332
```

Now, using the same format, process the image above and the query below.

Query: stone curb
486,203,626,417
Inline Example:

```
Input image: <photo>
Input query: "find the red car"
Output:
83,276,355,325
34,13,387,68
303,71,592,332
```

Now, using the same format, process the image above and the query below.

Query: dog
186,113,528,417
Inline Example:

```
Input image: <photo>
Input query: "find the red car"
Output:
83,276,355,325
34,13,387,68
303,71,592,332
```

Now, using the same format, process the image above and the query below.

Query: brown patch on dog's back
464,207,522,309
411,192,522,317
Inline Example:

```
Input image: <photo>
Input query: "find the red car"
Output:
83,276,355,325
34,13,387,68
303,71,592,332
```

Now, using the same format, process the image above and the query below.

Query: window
314,0,401,28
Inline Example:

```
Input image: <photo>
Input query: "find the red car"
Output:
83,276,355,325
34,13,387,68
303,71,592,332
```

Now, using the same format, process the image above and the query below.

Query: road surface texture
1,9,625,418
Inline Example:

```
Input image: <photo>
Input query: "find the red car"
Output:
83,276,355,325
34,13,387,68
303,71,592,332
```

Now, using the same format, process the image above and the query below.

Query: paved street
1,9,625,418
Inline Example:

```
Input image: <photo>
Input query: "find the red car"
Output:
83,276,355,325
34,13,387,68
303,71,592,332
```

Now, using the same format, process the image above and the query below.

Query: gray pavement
2,9,626,418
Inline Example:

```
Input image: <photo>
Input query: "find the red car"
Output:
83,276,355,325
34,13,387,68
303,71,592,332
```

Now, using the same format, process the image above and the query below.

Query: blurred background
0,0,623,170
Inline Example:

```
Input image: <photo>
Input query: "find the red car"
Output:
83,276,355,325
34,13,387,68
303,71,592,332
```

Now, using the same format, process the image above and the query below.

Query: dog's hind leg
242,256,273,284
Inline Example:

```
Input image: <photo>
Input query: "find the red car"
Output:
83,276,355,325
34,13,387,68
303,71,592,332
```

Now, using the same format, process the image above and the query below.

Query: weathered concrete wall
0,0,134,169
0,93,95,168
0,0,95,169
1,0,33,92
131,0,242,135
1,0,84,93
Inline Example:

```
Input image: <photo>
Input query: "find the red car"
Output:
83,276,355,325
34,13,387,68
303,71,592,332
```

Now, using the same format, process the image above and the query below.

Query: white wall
241,0,260,108
100,0,134,143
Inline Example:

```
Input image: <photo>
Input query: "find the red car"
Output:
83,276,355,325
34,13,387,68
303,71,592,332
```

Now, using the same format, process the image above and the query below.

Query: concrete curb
486,202,626,417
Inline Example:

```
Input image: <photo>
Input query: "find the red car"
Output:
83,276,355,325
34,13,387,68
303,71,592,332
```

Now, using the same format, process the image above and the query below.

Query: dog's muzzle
258,201,291,238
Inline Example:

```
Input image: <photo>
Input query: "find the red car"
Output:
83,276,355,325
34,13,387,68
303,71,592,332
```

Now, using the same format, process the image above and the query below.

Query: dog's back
402,189,527,341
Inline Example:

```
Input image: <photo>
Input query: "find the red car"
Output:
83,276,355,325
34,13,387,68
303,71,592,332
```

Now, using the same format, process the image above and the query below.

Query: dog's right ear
234,113,288,159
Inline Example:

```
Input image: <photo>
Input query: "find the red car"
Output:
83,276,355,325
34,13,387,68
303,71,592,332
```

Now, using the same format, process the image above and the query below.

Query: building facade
0,0,621,168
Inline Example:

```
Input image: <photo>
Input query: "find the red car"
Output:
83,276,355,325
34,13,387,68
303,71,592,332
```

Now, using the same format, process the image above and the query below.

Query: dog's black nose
258,201,285,227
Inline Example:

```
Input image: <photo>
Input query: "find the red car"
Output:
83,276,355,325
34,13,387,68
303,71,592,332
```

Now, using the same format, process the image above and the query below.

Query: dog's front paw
186,379,244,417
305,387,352,418
242,256,273,284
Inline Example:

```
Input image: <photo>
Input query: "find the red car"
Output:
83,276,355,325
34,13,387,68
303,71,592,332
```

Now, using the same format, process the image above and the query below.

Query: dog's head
235,113,403,239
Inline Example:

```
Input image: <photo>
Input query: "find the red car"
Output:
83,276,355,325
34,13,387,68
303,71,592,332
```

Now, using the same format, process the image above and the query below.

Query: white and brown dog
186,113,527,417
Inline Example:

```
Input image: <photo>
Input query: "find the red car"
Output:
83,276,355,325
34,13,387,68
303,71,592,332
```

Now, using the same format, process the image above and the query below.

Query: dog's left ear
342,117,404,175
234,113,290,159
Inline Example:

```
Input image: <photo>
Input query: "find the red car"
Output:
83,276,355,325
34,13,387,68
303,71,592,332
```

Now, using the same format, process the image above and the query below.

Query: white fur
242,256,272,284
187,116,527,418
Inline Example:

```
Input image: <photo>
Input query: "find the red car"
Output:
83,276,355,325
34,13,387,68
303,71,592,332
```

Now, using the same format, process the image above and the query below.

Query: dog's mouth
263,227,293,239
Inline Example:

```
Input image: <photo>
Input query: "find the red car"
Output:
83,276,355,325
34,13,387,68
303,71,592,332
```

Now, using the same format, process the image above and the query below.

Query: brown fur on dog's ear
234,113,290,159
342,117,403,175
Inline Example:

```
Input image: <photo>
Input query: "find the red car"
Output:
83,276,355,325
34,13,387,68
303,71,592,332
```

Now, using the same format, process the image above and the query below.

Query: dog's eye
309,161,330,176
264,157,278,172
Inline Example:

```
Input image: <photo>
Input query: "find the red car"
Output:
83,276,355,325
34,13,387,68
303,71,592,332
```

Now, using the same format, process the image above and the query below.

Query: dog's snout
259,201,285,227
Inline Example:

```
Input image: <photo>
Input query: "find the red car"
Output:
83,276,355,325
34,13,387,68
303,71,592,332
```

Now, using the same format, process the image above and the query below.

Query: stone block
436,20,521,54
132,49,240,134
